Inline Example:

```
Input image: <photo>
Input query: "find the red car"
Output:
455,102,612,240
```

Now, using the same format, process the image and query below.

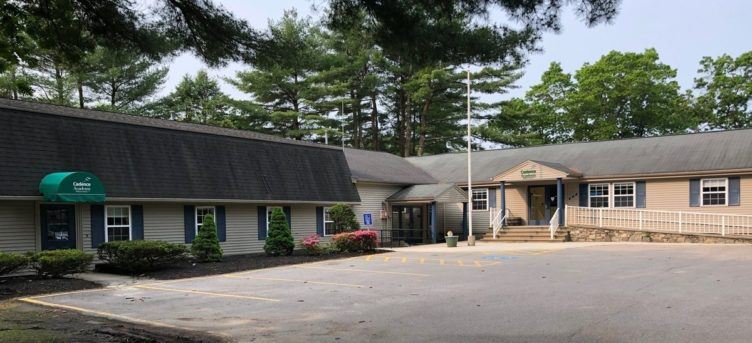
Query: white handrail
492,208,508,239
566,205,752,236
549,208,560,239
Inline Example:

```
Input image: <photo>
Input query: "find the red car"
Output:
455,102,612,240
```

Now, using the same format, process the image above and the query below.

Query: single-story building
2,98,752,254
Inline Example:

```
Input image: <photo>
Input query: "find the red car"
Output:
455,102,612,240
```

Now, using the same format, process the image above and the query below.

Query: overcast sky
158,0,752,100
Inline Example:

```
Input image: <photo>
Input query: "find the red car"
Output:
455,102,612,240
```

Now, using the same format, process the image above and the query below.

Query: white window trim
266,206,283,237
472,188,489,212
195,206,216,234
700,178,728,207
104,205,132,242
588,183,610,208
612,182,636,208
322,207,335,236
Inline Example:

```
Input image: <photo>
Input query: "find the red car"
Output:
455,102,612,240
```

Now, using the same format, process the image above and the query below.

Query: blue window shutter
729,177,740,206
258,206,267,240
689,179,700,207
91,205,105,248
316,207,324,236
636,181,646,208
216,205,226,242
579,184,588,207
131,205,144,240
488,188,497,208
184,205,195,243
283,206,292,231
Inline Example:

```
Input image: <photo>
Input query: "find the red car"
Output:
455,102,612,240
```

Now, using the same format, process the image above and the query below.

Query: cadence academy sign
39,171,105,203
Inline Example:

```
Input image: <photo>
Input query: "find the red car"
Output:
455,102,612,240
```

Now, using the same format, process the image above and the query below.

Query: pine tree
191,214,223,262
263,208,295,256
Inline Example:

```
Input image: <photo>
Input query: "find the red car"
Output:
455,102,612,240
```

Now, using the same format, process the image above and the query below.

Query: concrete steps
482,226,566,243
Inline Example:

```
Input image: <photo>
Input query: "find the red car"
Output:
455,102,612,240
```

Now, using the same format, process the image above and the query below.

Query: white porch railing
566,205,752,236
549,208,560,239
491,208,509,239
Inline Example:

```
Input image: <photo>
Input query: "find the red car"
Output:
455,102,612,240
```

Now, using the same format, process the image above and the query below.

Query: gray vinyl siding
0,201,36,253
352,183,403,231
143,204,185,243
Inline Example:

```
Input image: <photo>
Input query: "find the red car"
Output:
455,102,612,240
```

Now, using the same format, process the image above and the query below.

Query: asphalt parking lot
22,242,752,342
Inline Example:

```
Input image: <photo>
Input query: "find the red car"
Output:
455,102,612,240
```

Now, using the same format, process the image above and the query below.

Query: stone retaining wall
564,226,752,244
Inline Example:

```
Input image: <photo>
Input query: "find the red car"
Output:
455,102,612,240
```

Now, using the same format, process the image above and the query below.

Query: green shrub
264,208,294,256
98,240,188,272
30,250,93,278
191,214,223,262
329,204,360,232
0,252,30,275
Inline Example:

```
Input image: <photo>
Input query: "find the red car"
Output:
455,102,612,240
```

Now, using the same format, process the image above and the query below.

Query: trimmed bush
264,208,294,256
98,240,188,272
329,204,360,232
0,252,30,275
331,230,378,252
191,214,223,262
299,234,332,256
30,249,93,278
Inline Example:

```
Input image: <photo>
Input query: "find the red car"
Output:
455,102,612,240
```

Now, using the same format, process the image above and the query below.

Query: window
589,184,609,208
195,206,215,233
322,207,339,236
613,182,635,208
267,206,283,236
702,178,727,206
105,205,131,242
472,188,489,211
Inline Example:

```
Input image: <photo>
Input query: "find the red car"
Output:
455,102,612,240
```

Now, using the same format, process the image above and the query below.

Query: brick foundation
564,226,752,244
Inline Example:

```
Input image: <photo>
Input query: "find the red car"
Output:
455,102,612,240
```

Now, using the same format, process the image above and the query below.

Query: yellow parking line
294,265,428,277
223,275,365,288
365,255,373,261
134,285,279,302
419,258,426,265
24,286,112,299
384,256,391,262
474,261,482,267
457,260,464,266
401,257,408,263
19,297,228,337
439,259,445,265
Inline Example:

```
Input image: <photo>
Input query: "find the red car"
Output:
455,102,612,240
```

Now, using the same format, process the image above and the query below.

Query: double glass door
528,185,558,226
391,206,426,244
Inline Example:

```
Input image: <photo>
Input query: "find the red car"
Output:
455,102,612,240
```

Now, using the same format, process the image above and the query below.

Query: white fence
566,205,752,236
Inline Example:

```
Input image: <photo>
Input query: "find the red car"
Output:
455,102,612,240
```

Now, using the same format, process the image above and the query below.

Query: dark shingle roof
0,99,360,202
387,184,467,202
344,148,437,185
407,130,752,183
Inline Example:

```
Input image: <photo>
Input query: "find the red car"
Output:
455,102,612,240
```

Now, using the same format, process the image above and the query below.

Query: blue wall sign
363,213,373,226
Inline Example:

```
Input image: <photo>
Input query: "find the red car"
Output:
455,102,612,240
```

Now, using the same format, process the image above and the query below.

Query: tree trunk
350,90,361,149
403,97,413,157
417,97,432,156
77,78,84,109
369,92,380,150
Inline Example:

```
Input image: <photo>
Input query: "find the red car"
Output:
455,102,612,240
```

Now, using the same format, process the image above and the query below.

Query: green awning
39,172,105,203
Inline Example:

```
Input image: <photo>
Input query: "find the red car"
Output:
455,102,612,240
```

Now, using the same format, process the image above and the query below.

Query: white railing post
722,216,726,236
678,211,682,233
639,211,643,231
599,208,603,227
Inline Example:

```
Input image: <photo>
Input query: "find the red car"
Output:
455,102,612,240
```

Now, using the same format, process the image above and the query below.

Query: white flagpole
467,70,475,246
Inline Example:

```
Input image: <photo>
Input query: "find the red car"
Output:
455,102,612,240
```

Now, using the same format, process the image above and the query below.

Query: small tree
264,208,295,256
329,204,360,232
191,214,223,262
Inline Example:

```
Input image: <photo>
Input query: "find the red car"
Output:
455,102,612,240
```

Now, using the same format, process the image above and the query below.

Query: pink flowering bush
300,234,326,255
331,230,378,252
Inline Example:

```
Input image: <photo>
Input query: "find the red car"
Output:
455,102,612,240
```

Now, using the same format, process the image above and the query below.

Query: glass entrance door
391,206,425,245
40,204,76,250
528,185,558,225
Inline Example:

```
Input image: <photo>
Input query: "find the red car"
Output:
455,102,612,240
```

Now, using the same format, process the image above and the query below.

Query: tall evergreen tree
229,11,327,140
86,47,169,112
146,70,235,127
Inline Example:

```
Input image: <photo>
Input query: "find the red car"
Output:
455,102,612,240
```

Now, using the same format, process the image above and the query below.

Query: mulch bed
0,275,101,301
96,250,386,280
